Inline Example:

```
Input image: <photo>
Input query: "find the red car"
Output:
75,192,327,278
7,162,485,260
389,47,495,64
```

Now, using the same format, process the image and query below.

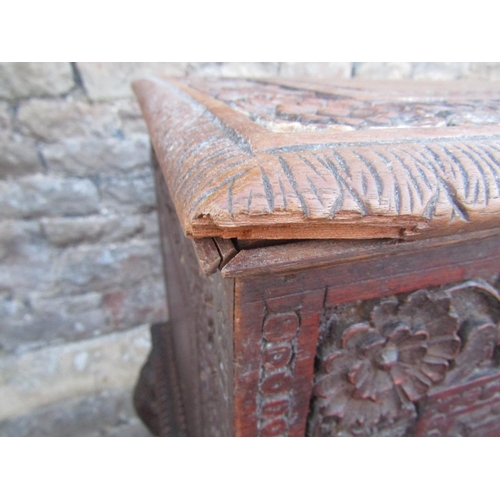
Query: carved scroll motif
309,277,500,436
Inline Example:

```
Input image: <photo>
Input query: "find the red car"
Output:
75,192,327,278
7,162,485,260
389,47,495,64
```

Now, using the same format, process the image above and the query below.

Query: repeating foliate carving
309,277,500,437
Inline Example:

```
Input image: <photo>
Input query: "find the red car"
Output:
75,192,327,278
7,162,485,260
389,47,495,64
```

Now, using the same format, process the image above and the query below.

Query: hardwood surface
133,78,500,437
134,77,500,241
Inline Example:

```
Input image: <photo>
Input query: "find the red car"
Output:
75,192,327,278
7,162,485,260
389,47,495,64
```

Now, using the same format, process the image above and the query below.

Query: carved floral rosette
309,279,500,437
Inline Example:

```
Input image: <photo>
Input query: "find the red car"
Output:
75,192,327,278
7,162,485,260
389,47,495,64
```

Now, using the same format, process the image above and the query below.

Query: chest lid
133,77,500,241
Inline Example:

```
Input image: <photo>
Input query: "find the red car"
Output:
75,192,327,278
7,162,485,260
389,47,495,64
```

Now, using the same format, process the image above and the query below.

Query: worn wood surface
152,150,234,436
134,77,500,241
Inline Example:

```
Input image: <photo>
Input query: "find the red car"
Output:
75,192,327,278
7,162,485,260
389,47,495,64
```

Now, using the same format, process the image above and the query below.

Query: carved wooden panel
134,77,500,241
308,276,500,436
153,152,234,436
234,287,324,436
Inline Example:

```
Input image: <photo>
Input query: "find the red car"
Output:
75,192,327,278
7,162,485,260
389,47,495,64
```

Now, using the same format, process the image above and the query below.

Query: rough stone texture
0,175,100,218
412,62,470,80
17,97,122,142
280,62,352,78
99,174,156,213
0,62,74,100
186,62,280,78
467,62,500,81
41,134,150,176
0,389,151,437
0,133,44,179
77,62,187,101
354,62,413,79
1,62,499,436
52,241,162,295
0,325,151,421
41,214,155,246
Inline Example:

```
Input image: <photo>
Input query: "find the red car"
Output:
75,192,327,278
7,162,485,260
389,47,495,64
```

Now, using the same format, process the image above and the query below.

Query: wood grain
134,77,500,241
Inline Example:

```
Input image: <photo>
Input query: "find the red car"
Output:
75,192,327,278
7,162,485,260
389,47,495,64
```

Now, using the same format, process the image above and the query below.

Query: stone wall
1,62,499,436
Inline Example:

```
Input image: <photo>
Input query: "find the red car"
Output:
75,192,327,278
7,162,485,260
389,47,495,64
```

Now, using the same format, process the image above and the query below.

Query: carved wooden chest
132,77,500,436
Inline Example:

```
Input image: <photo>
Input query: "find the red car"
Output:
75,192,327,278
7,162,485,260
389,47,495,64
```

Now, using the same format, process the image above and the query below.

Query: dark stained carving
309,277,500,436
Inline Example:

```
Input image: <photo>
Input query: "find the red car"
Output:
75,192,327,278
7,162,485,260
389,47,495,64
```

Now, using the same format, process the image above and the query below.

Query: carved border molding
134,77,500,240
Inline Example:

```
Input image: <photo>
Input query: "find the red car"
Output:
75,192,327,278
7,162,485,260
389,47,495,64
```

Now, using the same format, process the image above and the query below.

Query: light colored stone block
0,133,43,178
412,62,470,80
41,214,150,246
0,324,151,420
77,62,187,101
0,389,152,436
0,62,74,100
51,241,162,295
466,62,500,81
99,174,156,213
280,62,352,78
41,134,150,176
0,175,100,218
354,62,412,79
17,97,121,142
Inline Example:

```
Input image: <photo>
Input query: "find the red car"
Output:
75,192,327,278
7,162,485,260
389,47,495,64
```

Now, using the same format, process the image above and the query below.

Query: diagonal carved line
191,168,251,213
331,150,353,179
465,144,500,197
361,171,367,196
390,151,424,204
319,154,368,215
454,145,490,204
353,151,383,199
279,156,309,217
260,167,275,211
307,175,324,206
440,145,470,199
399,150,433,190
299,155,327,180
375,151,401,215
415,147,469,221
228,178,235,217
422,184,440,219
278,175,286,209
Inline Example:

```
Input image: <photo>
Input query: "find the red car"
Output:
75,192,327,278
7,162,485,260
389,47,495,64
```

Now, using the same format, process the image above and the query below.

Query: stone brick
77,62,187,101
354,62,412,79
17,97,121,142
99,174,156,213
116,98,149,135
187,62,280,78
0,102,11,130
466,63,500,81
0,219,44,262
41,133,150,177
51,241,162,295
103,279,166,332
412,62,470,80
0,220,53,294
0,324,151,420
0,292,108,353
0,63,74,100
0,388,151,437
41,213,152,247
0,133,43,179
0,175,100,218
280,62,352,78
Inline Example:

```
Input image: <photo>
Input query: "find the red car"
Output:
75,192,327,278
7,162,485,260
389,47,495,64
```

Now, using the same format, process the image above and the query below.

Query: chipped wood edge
133,77,500,242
